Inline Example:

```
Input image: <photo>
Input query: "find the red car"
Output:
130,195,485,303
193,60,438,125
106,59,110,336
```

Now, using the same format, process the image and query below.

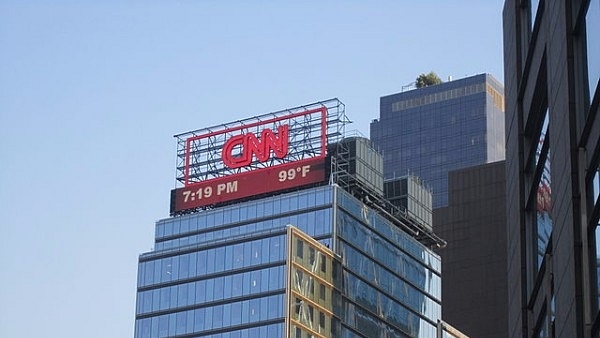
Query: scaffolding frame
174,99,348,187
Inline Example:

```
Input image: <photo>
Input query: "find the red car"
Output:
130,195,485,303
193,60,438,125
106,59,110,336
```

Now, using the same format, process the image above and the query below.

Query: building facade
370,73,505,208
433,161,508,338
133,100,446,337
134,185,443,337
503,0,600,337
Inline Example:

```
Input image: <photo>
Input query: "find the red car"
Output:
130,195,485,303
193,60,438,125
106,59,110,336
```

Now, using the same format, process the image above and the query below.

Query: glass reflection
337,210,441,299
139,235,286,288
535,114,552,269
135,295,284,338
531,0,541,29
336,188,441,272
587,0,600,102
155,208,331,251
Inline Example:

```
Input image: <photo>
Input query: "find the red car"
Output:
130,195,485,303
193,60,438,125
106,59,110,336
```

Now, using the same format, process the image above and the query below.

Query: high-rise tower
370,73,505,208
133,99,447,337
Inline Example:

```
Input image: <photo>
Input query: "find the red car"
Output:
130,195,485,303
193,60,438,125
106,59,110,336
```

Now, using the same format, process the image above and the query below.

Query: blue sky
0,1,504,337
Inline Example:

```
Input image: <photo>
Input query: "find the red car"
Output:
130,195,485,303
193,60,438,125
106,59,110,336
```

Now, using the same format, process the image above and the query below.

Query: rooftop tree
415,72,443,88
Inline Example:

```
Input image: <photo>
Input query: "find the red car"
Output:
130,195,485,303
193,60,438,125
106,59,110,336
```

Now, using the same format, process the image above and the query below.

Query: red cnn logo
222,125,289,169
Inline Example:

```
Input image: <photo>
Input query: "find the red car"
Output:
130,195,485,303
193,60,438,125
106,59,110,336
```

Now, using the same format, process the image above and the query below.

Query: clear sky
0,1,504,337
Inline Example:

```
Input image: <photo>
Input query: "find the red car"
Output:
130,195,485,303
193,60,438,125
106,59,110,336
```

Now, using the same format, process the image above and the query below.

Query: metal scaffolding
174,98,348,187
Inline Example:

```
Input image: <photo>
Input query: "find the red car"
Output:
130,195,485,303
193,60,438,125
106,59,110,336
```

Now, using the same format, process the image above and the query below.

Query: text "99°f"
278,165,311,182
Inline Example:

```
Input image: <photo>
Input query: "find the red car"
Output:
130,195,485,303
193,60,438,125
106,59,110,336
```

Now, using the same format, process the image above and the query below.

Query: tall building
370,73,505,208
433,161,508,338
133,99,447,338
503,0,600,337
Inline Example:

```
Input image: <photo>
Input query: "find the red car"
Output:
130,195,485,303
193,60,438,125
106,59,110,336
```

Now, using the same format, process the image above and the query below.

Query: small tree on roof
415,72,443,88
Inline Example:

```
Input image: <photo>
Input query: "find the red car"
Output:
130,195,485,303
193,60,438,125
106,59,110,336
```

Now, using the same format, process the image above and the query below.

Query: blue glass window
531,0,541,29
340,242,441,319
337,188,441,273
337,209,441,299
136,265,286,316
591,164,600,310
587,0,600,102
155,206,332,250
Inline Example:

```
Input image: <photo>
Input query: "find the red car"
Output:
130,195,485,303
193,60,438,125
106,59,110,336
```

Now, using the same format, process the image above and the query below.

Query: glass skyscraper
370,73,505,208
134,99,445,337
134,184,442,337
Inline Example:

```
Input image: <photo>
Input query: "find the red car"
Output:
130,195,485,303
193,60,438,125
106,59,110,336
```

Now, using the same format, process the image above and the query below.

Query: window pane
531,0,541,29
587,0,600,101
158,315,169,338
535,115,552,269
592,169,600,203
596,225,600,308
536,155,552,267
296,239,303,258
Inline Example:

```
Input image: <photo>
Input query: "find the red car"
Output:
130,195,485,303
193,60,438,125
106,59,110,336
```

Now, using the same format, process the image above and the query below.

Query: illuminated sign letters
222,125,289,169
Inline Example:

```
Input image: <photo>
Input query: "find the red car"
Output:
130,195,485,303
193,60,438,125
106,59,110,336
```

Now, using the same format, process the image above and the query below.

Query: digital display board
169,102,344,214
171,157,326,213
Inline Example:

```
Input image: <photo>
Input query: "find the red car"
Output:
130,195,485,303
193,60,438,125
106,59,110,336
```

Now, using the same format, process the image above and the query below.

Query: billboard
170,100,345,214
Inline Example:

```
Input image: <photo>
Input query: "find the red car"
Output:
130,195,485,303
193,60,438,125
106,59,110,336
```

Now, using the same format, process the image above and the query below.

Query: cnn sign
182,107,327,187
171,107,328,213
222,125,289,169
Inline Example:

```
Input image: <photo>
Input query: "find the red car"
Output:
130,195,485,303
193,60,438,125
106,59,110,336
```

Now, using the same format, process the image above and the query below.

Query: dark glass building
133,101,445,337
433,161,508,338
503,0,600,336
370,73,505,208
